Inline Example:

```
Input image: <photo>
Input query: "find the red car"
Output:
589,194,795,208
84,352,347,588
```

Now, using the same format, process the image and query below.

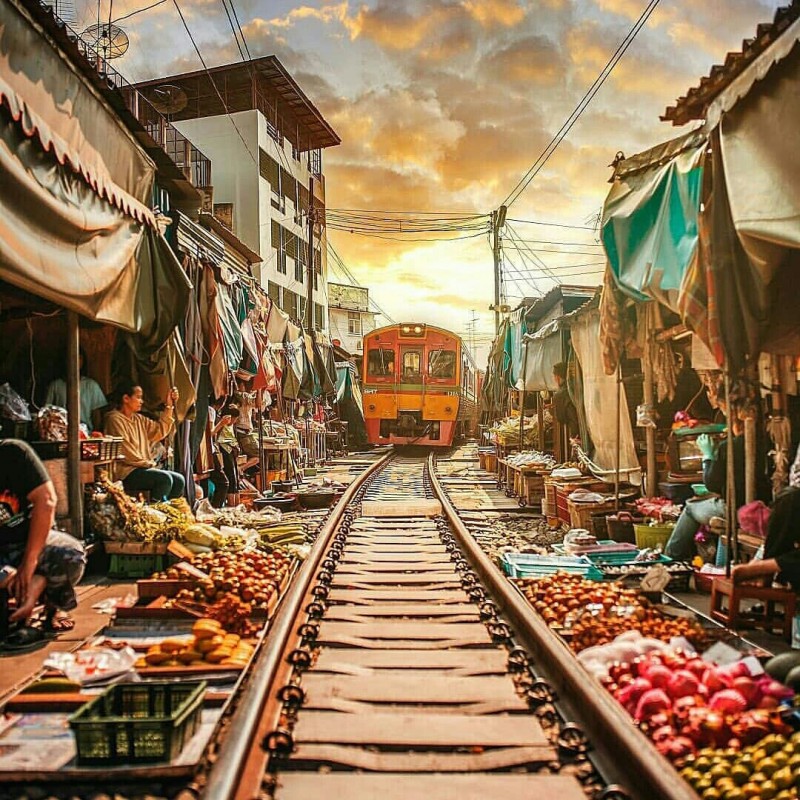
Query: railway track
204,450,697,800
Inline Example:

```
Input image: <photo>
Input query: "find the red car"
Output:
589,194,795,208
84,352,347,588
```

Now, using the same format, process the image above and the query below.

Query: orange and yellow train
362,323,478,447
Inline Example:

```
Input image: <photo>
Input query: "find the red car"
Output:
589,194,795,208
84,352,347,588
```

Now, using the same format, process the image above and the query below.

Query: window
309,149,322,176
268,281,281,309
428,350,456,379
272,222,288,275
259,148,279,187
367,348,394,377
314,302,324,332
402,349,422,381
347,312,361,336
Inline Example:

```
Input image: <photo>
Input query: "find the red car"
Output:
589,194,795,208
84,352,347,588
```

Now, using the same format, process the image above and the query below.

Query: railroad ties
271,456,586,800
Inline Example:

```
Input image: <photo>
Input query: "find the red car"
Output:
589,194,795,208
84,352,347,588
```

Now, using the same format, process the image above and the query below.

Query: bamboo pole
66,312,83,538
643,323,658,498
724,367,737,575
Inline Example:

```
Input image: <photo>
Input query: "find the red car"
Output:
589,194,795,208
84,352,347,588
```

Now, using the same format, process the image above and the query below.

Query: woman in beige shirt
104,382,185,501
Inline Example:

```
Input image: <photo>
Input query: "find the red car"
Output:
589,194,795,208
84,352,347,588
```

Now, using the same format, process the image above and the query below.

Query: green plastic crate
108,552,166,579
69,681,206,765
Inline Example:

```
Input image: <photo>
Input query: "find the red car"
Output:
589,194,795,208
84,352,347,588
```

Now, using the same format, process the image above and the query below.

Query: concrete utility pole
305,176,315,330
491,205,507,334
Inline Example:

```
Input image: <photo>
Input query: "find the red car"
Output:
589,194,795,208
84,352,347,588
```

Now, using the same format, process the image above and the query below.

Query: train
361,323,479,447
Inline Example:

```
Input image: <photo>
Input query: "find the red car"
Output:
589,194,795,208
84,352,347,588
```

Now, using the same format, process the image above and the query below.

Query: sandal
1,625,51,653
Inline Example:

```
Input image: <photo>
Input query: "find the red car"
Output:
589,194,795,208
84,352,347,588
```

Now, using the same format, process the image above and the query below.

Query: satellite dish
81,23,130,59
148,84,189,115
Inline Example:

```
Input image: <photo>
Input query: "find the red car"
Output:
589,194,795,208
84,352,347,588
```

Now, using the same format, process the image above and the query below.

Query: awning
0,0,154,221
602,132,706,313
519,322,563,392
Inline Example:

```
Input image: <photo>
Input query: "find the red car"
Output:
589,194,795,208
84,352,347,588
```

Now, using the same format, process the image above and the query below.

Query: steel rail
203,450,393,800
428,452,698,800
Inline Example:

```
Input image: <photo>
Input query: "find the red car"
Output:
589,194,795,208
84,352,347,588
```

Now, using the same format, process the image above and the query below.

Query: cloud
480,34,565,86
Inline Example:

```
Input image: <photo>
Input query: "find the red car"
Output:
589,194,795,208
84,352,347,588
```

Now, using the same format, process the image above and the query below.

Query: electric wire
228,0,252,59
112,0,168,23
500,0,661,209
220,0,246,62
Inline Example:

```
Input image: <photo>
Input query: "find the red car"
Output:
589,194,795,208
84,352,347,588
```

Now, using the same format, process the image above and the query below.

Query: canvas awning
519,322,563,392
0,0,189,336
602,131,707,313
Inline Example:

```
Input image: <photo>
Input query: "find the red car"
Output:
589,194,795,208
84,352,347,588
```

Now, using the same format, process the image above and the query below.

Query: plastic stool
710,577,796,641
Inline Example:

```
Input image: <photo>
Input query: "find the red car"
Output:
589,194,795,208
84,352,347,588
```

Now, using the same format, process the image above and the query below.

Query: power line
113,0,167,23
219,0,246,62
228,0,252,59
508,217,600,232
500,0,661,209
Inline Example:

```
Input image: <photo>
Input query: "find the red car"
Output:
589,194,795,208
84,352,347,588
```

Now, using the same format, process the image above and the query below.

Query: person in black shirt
552,362,579,439
0,439,86,643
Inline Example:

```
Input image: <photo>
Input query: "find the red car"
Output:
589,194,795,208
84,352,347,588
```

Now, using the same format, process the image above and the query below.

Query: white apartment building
328,283,377,357
133,58,340,331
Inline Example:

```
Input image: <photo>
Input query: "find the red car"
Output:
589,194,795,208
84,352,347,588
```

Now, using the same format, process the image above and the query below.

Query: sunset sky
72,0,783,359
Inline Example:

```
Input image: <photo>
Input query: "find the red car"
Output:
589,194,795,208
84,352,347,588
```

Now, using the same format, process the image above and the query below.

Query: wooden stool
710,578,796,641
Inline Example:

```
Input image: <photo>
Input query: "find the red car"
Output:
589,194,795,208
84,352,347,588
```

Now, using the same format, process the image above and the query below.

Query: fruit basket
634,522,675,550
69,680,206,765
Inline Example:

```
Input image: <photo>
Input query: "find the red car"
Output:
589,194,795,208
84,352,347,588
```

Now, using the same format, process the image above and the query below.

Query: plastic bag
636,403,657,429
737,500,771,538
0,383,30,421
43,646,138,685
37,405,68,440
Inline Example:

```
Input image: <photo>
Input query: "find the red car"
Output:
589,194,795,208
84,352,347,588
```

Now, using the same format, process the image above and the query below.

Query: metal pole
257,390,265,493
519,339,528,452
724,367,737,574
492,211,500,335
305,177,315,330
615,362,622,512
66,312,83,538
744,415,756,505
642,316,658,498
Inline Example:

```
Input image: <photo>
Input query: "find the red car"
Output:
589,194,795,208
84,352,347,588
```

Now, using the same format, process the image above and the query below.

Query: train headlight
368,403,376,411
413,325,422,333
402,325,410,333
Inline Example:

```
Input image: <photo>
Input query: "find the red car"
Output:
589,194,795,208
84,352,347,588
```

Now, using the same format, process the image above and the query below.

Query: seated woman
104,382,185,501
665,389,770,562
732,488,800,590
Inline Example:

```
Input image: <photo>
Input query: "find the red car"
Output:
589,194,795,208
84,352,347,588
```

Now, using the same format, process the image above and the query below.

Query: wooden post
257,389,265,493
519,340,528,452
642,333,658,498
305,177,315,329
537,391,545,452
66,312,83,538
615,362,622,512
744,415,756,505
724,367,737,574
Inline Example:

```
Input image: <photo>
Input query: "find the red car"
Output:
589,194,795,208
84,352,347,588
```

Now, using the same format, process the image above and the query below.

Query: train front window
402,349,422,381
428,350,456,379
367,348,395,377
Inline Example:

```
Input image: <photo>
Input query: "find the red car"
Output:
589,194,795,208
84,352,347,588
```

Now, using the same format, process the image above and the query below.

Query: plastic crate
634,522,675,550
108,552,167,578
502,553,604,580
81,437,123,461
0,418,29,440
69,681,206,765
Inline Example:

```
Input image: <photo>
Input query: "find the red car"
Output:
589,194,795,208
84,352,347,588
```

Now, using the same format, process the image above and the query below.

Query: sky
70,0,784,360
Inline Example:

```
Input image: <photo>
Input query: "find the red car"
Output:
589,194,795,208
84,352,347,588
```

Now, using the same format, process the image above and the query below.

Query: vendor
104,382,185,502
44,348,107,430
732,487,800,590
552,361,579,439
0,439,86,648
205,399,240,508
665,388,770,561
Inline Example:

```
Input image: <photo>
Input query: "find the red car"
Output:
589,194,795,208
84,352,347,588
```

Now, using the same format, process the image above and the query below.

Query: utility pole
466,309,479,356
491,204,507,334
305,175,315,330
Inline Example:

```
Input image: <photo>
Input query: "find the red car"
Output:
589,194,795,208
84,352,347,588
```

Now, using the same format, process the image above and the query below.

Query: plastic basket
69,681,206,765
81,437,123,461
108,552,167,579
634,522,675,550
605,512,644,545
502,553,603,580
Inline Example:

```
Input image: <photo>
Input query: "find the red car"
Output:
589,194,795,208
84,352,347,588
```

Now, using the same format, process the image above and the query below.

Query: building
328,282,377,357
133,57,341,332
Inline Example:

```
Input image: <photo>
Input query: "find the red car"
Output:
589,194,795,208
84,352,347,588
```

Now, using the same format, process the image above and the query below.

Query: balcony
52,11,211,191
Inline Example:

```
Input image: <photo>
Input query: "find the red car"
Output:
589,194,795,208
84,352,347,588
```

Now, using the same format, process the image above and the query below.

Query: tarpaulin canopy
507,310,525,388
571,310,641,485
519,322,563,392
602,131,706,314
0,0,154,221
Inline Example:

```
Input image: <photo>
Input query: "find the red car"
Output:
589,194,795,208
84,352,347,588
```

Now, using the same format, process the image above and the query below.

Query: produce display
489,412,552,447
601,650,793,761
515,573,706,651
157,549,294,614
504,450,557,470
136,618,255,669
634,496,682,521
680,733,800,800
